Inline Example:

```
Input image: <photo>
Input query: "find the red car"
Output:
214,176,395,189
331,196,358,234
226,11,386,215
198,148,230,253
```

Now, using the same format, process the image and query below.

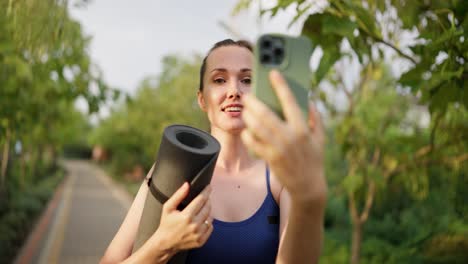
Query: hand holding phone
241,34,326,209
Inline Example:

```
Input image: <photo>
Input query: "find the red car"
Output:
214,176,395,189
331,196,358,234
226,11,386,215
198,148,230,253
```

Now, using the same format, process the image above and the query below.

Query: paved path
15,160,133,264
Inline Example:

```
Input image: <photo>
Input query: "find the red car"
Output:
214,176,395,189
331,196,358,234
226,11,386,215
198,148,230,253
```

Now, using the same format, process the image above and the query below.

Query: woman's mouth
222,104,243,117
224,106,242,112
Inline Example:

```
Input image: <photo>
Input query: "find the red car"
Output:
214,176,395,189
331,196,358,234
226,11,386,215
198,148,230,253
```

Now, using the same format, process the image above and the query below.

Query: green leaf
302,13,346,47
315,45,341,84
399,66,425,91
302,14,326,43
0,41,15,54
348,32,370,63
367,164,384,187
375,0,386,12
347,3,381,39
7,56,32,81
394,0,422,29
322,15,357,40
231,0,252,16
342,173,364,194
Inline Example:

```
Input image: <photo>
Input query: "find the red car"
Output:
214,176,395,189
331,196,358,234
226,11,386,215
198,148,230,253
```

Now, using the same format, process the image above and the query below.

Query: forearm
121,233,176,264
101,181,149,263
276,201,325,264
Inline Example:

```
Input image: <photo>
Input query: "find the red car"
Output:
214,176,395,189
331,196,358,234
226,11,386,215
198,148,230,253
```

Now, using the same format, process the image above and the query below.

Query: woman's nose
227,81,242,99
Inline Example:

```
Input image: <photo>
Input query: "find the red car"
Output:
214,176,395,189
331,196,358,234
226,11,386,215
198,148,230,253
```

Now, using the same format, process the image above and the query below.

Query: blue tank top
186,167,280,264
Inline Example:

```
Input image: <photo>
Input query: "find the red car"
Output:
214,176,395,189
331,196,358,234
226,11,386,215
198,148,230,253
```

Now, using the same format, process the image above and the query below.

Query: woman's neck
211,127,257,174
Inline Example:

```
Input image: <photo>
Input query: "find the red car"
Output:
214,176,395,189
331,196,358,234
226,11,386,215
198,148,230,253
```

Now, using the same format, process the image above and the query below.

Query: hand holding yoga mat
132,125,220,263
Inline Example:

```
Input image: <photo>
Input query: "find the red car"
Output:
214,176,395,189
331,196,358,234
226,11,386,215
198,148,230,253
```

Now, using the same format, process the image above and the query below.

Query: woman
100,39,327,264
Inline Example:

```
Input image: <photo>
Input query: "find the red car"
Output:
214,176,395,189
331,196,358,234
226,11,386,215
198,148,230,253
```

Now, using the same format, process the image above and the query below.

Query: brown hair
199,39,253,91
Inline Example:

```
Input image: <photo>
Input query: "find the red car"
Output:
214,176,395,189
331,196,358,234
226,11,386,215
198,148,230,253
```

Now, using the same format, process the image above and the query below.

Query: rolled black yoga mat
132,124,220,263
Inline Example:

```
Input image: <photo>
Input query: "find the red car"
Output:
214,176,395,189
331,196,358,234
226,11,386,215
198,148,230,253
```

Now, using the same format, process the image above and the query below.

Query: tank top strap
266,164,273,196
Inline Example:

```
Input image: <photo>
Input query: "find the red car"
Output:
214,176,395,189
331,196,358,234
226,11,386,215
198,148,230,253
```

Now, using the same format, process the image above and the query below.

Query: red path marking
15,176,68,264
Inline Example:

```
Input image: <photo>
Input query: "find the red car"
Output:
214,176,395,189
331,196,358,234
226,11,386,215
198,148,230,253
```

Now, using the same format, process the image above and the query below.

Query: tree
0,1,113,260
89,55,208,176
329,61,466,263
0,0,114,190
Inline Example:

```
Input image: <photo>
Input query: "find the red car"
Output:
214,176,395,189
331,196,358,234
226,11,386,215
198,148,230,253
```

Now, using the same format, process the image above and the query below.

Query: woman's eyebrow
210,68,228,73
210,68,252,73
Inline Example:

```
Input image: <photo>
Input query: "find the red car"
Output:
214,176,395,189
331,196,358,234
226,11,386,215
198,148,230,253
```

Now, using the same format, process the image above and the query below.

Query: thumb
163,182,189,211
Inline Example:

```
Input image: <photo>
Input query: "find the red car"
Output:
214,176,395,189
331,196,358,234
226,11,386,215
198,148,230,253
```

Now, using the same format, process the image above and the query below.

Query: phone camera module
259,36,285,65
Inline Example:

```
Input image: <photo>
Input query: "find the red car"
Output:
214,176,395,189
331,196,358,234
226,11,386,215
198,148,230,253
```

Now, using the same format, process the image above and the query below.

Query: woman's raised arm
241,70,327,263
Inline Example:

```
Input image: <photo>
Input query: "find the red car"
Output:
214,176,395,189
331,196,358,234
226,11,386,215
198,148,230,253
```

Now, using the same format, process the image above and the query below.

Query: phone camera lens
274,48,283,57
261,54,271,64
262,39,272,49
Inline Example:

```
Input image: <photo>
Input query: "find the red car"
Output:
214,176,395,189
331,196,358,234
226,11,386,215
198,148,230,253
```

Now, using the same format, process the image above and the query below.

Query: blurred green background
1,0,467,263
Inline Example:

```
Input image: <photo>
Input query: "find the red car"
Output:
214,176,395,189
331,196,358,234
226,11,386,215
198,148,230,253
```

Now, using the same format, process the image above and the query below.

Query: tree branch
348,191,360,223
360,180,376,223
347,165,360,224
359,148,380,223
444,153,468,164
374,37,417,65
415,145,433,158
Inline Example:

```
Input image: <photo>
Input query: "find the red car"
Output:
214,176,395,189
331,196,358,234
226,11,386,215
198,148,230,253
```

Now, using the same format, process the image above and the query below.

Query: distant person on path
100,39,327,264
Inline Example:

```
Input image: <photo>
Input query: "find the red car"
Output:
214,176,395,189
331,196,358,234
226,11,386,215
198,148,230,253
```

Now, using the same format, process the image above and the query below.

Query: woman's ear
197,91,207,112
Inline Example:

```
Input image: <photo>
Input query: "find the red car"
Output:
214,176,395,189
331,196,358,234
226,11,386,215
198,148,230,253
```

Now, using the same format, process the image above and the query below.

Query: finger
197,223,213,247
269,70,307,130
308,102,316,130
163,182,189,211
198,215,213,234
308,102,324,134
183,185,211,216
242,95,286,144
206,216,213,225
193,199,211,226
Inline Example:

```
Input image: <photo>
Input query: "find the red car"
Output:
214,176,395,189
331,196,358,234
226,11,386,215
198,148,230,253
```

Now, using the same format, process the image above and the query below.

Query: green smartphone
252,33,313,119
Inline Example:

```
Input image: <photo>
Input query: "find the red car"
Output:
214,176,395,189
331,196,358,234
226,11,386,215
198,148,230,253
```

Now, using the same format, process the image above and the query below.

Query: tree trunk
349,181,375,264
347,151,379,264
1,128,11,188
350,221,362,264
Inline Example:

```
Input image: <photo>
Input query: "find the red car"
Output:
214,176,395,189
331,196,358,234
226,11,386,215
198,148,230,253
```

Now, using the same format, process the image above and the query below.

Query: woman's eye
241,78,251,84
214,78,225,84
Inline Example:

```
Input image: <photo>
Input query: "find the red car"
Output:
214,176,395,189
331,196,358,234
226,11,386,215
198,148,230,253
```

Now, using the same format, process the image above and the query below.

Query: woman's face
198,46,252,134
